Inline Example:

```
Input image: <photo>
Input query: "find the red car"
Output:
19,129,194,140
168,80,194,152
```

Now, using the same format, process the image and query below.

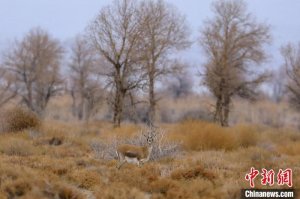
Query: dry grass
0,137,35,156
180,120,237,150
0,107,40,133
0,119,299,198
169,120,260,151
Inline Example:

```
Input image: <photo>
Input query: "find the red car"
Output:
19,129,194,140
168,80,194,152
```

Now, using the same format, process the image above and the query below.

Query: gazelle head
144,129,156,146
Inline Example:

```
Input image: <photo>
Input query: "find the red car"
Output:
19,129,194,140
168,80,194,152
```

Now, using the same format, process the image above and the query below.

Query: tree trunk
71,90,78,118
114,91,126,128
148,74,156,125
214,97,222,124
113,65,124,128
27,82,34,112
221,96,230,127
214,95,230,127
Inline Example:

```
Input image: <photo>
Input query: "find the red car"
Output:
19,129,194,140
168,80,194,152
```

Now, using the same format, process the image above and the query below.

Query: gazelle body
116,133,154,169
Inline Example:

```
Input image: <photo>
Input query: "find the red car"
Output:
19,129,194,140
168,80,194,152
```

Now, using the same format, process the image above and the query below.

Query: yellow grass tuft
2,107,40,132
0,137,36,156
234,124,259,147
170,120,261,151
171,165,216,181
170,120,237,150
278,141,300,156
68,169,102,189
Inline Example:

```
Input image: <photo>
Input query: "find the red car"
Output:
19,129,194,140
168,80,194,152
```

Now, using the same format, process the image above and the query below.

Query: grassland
0,117,299,199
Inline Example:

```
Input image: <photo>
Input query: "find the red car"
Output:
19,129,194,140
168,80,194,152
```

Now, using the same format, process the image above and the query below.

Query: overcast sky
0,0,299,71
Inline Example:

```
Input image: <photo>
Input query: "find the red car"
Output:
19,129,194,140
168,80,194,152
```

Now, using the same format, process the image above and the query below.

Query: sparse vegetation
0,120,299,198
0,137,35,156
170,120,260,151
91,127,180,161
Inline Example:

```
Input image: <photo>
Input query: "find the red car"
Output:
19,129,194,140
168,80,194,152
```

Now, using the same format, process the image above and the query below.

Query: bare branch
0,68,17,107
281,42,300,110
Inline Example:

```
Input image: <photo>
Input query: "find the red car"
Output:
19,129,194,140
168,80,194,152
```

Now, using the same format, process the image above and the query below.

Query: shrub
3,107,40,132
171,121,262,151
235,125,259,147
150,178,192,199
54,183,85,199
108,164,160,192
0,138,35,156
150,178,179,195
93,183,148,199
171,165,216,181
278,142,300,156
90,140,117,160
91,127,181,161
68,170,102,189
1,176,86,199
171,120,238,151
4,179,32,198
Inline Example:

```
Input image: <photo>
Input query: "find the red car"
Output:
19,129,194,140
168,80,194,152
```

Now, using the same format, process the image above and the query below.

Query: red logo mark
245,167,293,188
261,168,275,186
245,167,260,188
277,168,293,187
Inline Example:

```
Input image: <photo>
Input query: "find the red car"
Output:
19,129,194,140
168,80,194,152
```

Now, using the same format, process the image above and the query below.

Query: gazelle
116,130,156,169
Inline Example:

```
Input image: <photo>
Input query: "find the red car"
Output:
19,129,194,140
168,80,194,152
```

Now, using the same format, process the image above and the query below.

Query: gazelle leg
116,151,120,161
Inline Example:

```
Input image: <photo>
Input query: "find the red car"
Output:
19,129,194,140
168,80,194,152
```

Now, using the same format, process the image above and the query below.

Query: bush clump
171,165,216,181
0,138,35,156
171,120,261,151
3,107,40,132
91,127,181,161
171,120,238,151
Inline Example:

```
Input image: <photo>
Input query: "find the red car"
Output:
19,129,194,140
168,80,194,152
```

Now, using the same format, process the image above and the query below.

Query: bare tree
281,42,300,110
69,36,103,121
138,0,190,124
271,66,287,103
0,68,17,107
199,0,271,126
87,0,145,127
3,28,64,115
